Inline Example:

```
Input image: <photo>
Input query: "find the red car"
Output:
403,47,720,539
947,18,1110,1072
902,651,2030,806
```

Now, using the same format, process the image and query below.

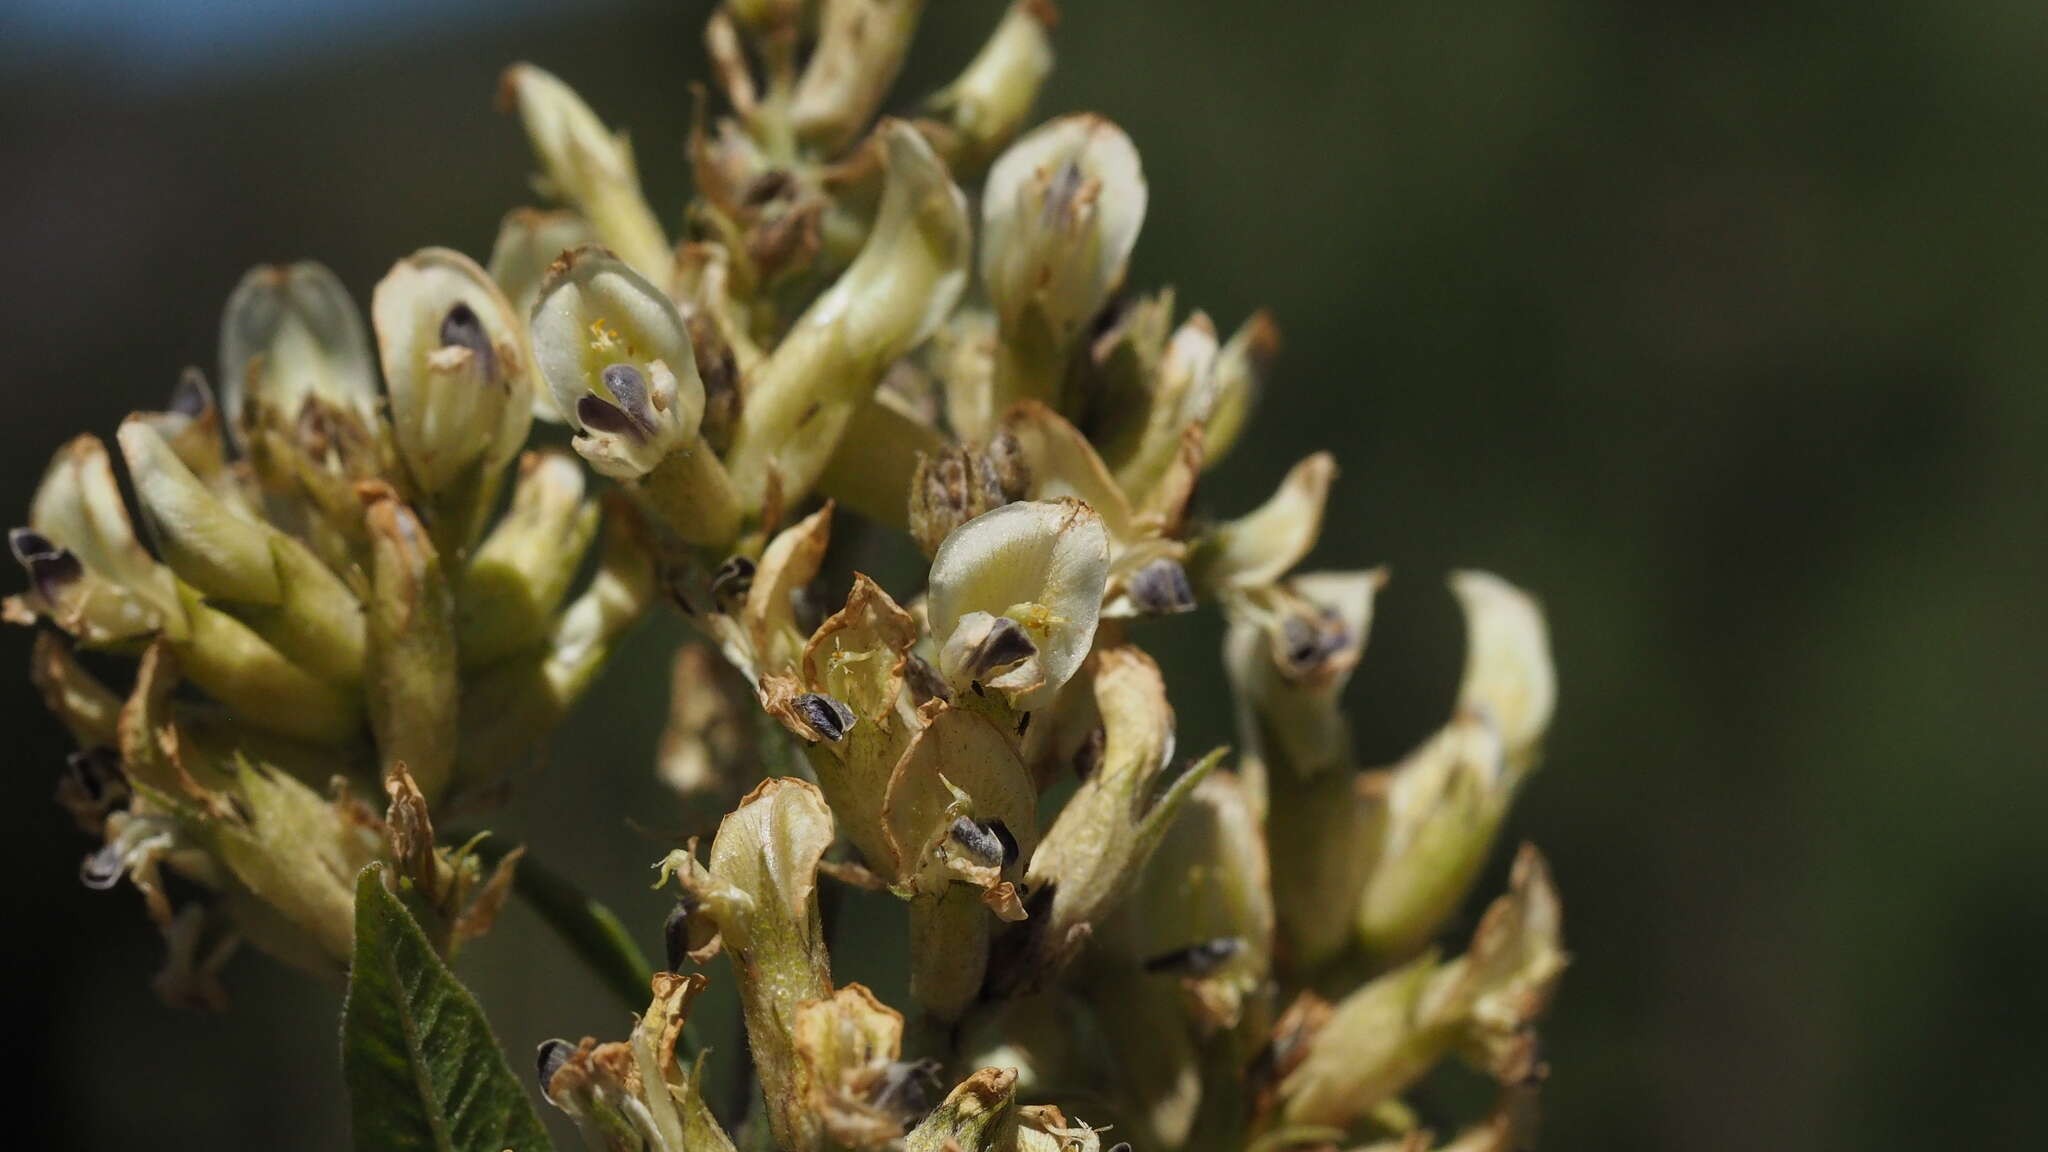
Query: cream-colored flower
1196,451,1338,593
499,63,670,279
531,246,706,480
372,247,531,494
1451,569,1556,764
790,0,927,155
925,0,1057,173
724,121,971,513
983,114,1147,355
10,435,185,646
883,702,1038,1018
927,499,1109,712
1283,846,1566,1131
1201,309,1280,468
217,261,379,443
1355,571,1557,960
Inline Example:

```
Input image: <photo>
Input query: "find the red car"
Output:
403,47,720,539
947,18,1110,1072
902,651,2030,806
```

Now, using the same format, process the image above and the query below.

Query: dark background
4,0,2045,1147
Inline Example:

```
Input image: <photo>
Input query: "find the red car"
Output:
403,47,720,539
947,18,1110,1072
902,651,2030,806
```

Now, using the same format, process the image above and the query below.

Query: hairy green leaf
341,864,552,1152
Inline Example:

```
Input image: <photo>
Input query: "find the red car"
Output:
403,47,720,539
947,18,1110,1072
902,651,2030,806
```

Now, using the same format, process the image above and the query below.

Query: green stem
471,838,658,1014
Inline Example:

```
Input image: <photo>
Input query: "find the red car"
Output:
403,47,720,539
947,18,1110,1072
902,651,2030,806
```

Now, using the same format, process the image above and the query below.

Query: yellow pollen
587,316,626,357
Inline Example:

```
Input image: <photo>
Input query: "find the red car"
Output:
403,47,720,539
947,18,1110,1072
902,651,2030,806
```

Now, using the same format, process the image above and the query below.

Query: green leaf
341,864,553,1152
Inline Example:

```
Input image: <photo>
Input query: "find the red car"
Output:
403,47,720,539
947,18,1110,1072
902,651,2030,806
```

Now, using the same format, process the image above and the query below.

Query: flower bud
117,418,273,603
456,449,600,667
1282,846,1565,1130
1224,570,1384,784
928,499,1108,712
1447,845,1567,1082
1223,571,1382,972
1104,310,1218,502
372,247,531,496
1276,955,1447,1128
1201,309,1280,468
725,121,970,514
790,0,928,155
982,114,1147,409
362,487,458,799
925,1,1057,175
453,494,657,783
118,418,366,685
907,432,1029,558
905,1068,1019,1152
218,261,380,449
175,585,365,744
499,64,670,279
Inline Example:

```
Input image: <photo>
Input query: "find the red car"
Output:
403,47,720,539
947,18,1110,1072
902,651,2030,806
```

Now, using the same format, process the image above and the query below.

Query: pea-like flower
982,113,1147,409
722,121,970,515
8,6,1580,1143
499,63,670,279
371,247,531,495
1280,846,1566,1130
531,246,705,480
8,434,184,647
927,498,1109,712
1355,571,1557,961
218,260,380,443
924,0,1057,174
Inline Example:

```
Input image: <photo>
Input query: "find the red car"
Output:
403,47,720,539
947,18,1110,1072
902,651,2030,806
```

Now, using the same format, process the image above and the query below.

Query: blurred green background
3,0,2044,1147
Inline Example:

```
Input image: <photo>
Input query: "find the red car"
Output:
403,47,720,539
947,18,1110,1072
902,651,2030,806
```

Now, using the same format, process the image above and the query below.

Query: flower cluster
13,2,1565,1149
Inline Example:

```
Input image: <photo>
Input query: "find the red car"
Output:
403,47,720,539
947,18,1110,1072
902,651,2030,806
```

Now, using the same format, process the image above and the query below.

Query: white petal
1450,570,1556,758
1204,452,1337,590
929,499,1108,711
218,261,377,441
372,247,531,492
531,245,704,474
488,208,597,422
982,114,1147,336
